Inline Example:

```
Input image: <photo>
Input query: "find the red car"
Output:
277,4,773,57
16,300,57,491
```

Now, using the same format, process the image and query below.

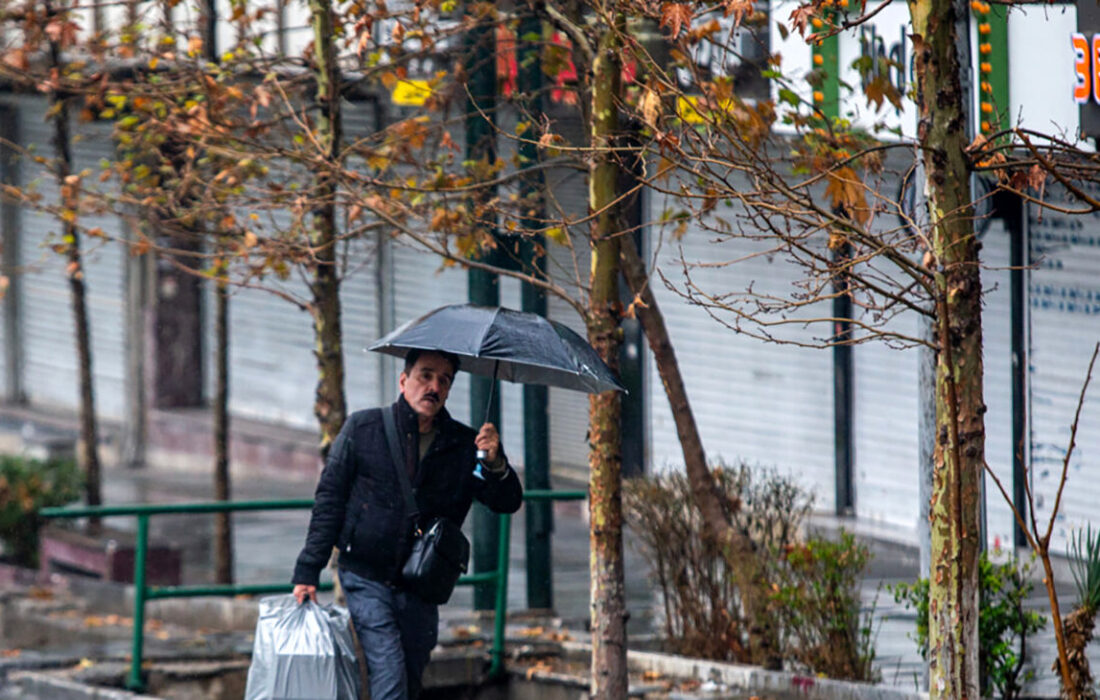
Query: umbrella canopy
369,304,625,394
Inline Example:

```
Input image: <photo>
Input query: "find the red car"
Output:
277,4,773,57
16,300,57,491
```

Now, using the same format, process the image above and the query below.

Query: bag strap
382,405,420,524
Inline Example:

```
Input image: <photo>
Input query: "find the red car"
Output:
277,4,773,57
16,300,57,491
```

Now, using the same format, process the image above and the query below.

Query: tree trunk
1061,606,1096,700
46,0,101,517
909,0,983,696
587,12,627,699
619,239,778,668
308,0,346,456
213,260,233,584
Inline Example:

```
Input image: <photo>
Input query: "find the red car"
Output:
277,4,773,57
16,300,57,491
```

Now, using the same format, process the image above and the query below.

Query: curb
6,670,161,700
561,641,929,700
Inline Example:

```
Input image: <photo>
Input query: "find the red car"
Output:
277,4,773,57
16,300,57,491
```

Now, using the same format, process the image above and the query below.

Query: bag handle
382,406,420,526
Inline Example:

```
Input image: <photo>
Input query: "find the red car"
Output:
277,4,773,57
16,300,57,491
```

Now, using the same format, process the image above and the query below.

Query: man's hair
403,349,460,376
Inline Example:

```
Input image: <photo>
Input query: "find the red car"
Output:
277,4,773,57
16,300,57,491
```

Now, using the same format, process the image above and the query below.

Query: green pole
126,514,149,692
489,512,512,678
978,1,1008,135
465,9,501,611
470,283,501,612
811,24,839,120
517,0,553,613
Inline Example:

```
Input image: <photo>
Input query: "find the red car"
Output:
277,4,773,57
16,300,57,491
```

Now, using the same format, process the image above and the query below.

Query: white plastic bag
245,594,359,700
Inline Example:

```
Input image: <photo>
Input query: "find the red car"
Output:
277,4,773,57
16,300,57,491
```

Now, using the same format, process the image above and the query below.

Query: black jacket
292,396,523,589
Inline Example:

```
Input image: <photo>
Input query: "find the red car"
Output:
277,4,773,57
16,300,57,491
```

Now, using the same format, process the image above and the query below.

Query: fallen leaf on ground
1,649,21,658
77,658,95,669
525,660,555,679
643,670,662,681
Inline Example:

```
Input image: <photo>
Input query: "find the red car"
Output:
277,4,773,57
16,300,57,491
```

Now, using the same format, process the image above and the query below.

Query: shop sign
1076,0,1100,135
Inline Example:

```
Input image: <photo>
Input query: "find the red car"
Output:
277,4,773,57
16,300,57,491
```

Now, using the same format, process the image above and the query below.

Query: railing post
127,514,149,692
489,512,511,678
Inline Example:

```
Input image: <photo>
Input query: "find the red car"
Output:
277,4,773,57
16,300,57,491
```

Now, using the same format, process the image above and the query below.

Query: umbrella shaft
481,360,500,428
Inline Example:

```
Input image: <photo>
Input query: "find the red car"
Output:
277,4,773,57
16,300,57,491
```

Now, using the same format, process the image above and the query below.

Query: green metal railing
40,489,586,692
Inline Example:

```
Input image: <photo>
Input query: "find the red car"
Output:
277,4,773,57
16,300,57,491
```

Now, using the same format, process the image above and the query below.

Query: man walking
292,349,523,699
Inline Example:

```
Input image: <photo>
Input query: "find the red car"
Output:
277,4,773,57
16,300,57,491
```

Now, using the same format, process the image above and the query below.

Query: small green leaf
778,88,801,107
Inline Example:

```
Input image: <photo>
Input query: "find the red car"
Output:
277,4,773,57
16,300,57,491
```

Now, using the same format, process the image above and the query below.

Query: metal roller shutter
1027,186,1100,553
206,195,315,429
850,309,920,530
341,104,387,415
0,101,14,400
980,220,1016,551
206,99,386,430
219,270,317,428
341,234,386,413
850,203,1013,538
17,95,127,420
645,177,835,506
204,231,379,433
544,160,594,477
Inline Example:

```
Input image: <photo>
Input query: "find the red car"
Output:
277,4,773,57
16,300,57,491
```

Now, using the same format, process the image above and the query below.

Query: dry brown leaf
722,0,754,25
788,4,815,37
28,587,53,600
538,131,561,149
524,660,555,679
1025,163,1046,191
660,3,693,38
640,88,661,127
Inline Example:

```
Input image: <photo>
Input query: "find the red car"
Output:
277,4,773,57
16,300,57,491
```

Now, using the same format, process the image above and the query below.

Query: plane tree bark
587,7,628,695
909,0,983,695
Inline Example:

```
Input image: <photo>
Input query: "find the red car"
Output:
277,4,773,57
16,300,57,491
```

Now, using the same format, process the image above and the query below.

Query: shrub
0,454,83,567
624,467,760,662
772,531,878,681
891,550,1045,699
625,462,876,681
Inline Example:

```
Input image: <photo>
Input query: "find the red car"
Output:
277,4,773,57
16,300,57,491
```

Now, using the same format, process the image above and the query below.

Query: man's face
399,353,455,423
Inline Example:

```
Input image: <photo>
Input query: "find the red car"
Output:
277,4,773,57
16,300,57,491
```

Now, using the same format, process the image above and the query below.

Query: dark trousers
339,569,439,700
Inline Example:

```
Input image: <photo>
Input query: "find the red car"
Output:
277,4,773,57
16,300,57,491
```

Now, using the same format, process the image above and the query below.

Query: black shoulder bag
381,407,470,605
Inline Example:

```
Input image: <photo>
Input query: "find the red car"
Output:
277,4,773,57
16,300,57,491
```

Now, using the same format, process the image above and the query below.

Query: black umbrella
369,304,626,395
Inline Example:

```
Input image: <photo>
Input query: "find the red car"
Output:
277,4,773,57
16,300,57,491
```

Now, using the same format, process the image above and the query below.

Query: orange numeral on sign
1093,35,1100,104
1074,33,1091,104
